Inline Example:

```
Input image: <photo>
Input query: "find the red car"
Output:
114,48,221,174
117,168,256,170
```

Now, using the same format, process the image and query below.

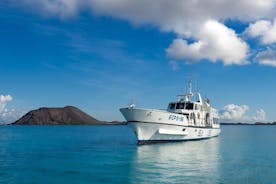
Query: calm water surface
0,125,276,184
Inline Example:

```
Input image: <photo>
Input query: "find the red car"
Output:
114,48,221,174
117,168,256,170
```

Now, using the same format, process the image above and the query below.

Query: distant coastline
220,122,276,125
5,105,275,126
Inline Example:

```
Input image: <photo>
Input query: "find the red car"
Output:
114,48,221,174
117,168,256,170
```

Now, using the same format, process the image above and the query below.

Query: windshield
169,102,194,110
168,103,176,110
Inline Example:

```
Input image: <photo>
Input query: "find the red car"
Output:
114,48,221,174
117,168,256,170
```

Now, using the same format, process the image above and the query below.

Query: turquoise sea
1,125,276,184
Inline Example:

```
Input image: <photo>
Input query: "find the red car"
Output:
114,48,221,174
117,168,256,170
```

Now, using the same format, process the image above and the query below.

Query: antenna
184,74,200,93
195,78,200,93
188,79,192,94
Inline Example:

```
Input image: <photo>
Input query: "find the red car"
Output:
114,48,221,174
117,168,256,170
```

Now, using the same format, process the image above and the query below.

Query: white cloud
256,48,276,67
0,108,25,124
17,0,82,19
0,95,23,124
166,20,249,65
0,95,12,113
246,20,271,37
219,104,249,121
253,109,266,122
246,19,276,44
219,104,267,122
17,0,275,29
12,0,276,65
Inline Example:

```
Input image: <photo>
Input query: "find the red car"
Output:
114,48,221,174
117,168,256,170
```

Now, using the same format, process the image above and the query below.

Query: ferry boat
120,80,221,144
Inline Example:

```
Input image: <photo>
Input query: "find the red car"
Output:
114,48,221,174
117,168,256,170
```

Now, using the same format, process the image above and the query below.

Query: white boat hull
129,122,220,144
120,108,221,144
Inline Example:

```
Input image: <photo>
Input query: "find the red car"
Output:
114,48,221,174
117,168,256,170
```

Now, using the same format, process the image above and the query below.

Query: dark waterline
1,125,276,184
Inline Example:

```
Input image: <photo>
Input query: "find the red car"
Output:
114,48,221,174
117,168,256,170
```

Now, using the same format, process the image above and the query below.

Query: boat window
206,113,210,125
185,103,194,110
175,102,194,110
213,118,218,124
168,103,176,109
176,103,185,109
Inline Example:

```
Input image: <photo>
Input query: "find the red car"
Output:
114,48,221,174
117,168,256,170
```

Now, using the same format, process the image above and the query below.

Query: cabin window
171,102,194,110
185,103,194,110
168,103,176,110
174,102,194,110
176,103,185,109
213,118,218,124
206,113,210,125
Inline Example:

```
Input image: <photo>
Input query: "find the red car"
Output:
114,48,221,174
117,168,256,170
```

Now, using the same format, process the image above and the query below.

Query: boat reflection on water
130,138,220,184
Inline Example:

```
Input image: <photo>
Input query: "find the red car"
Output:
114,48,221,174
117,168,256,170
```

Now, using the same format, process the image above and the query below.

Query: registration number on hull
168,115,184,122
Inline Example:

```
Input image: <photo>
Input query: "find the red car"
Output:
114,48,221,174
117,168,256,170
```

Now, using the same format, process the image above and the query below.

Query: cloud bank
14,0,276,66
246,19,276,44
219,104,266,122
0,95,23,124
0,95,12,113
219,104,249,121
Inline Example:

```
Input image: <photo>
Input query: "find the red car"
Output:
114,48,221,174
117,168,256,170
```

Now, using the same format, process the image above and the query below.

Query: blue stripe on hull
128,121,220,129
137,135,219,145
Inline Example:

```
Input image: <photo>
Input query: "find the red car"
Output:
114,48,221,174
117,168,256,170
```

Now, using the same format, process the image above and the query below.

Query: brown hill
12,106,123,125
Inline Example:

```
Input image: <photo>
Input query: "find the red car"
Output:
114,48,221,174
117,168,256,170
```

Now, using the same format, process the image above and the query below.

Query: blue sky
1,1,276,123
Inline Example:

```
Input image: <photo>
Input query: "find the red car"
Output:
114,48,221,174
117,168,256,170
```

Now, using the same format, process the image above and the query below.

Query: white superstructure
120,80,220,144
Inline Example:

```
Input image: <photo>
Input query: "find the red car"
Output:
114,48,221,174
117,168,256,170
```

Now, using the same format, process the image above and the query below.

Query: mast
177,79,194,102
186,79,193,101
